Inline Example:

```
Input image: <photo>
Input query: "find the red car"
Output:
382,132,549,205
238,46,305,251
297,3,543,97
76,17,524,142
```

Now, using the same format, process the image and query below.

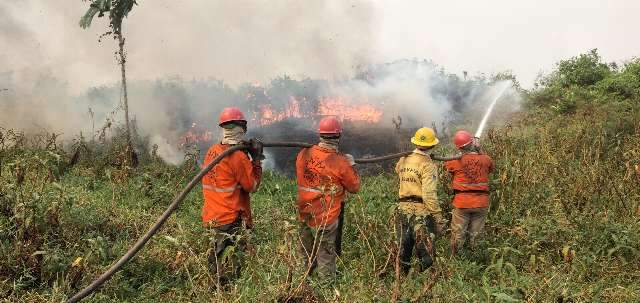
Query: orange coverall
296,145,360,227
201,143,262,228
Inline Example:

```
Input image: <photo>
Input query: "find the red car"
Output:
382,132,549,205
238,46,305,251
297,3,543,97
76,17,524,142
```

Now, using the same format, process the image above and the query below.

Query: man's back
445,153,494,208
201,143,260,227
295,145,360,227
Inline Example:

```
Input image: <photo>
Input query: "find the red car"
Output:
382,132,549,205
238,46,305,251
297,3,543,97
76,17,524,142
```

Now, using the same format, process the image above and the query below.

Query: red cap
453,130,473,149
318,116,342,135
218,107,246,125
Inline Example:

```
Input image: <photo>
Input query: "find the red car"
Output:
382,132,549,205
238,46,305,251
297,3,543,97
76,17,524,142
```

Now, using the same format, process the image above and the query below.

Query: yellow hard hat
411,127,439,147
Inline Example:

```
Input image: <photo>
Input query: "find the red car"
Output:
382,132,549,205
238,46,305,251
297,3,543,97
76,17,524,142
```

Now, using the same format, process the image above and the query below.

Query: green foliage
79,0,138,35
531,49,639,113
556,49,612,87
595,58,640,100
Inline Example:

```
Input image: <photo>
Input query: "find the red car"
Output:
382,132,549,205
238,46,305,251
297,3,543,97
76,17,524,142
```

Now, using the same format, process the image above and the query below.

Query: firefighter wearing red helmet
445,130,494,254
201,107,264,284
295,116,360,277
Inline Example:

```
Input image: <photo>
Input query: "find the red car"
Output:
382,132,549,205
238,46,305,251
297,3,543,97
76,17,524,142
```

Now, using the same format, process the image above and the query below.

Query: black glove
246,138,265,161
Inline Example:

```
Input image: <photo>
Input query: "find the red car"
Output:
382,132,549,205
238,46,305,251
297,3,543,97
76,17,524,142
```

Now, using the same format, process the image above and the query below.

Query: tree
551,49,612,88
80,0,138,165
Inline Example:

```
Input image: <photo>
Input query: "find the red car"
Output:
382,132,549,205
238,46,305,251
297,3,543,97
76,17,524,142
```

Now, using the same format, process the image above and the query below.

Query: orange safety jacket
296,145,360,228
445,152,494,209
201,143,262,228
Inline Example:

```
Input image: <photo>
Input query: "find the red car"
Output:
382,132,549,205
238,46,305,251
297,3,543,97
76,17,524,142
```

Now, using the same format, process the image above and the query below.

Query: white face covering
318,136,340,150
221,125,246,145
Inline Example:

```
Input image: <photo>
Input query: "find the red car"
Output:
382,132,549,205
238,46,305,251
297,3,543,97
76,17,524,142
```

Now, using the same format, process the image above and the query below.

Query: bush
531,50,640,111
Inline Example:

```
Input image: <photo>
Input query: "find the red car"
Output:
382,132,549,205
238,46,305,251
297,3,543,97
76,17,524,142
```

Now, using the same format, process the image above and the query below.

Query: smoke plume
1,1,521,166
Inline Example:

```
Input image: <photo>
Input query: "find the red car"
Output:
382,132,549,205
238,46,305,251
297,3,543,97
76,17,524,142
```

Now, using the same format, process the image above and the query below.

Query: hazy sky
1,0,639,93
375,1,640,86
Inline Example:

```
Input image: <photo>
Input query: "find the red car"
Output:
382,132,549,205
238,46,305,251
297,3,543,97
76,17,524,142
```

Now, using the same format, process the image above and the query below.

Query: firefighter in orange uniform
201,107,264,283
445,130,494,254
296,116,360,277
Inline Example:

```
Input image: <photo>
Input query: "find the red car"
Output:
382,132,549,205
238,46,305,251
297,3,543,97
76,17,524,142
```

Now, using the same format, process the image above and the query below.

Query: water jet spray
474,81,511,138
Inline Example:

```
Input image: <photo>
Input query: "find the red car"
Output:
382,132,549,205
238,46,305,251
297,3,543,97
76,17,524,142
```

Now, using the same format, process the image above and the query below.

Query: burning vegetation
164,60,521,167
253,96,383,126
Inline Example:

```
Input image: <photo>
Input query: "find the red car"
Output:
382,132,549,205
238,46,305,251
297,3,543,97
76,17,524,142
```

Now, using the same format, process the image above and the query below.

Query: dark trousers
299,220,340,278
207,219,246,284
395,212,437,273
451,207,488,254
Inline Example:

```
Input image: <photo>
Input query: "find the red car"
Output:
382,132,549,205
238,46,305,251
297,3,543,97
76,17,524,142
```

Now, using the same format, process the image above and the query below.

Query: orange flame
318,97,383,123
256,97,304,125
180,123,213,147
180,96,384,146
253,96,382,125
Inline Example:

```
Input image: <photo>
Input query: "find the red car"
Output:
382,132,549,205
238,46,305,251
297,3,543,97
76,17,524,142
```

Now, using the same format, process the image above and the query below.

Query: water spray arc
474,81,511,138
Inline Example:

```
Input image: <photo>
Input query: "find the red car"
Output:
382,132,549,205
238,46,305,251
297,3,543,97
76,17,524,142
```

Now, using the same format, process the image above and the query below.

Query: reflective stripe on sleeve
298,186,323,193
456,182,489,187
298,185,344,194
202,184,241,193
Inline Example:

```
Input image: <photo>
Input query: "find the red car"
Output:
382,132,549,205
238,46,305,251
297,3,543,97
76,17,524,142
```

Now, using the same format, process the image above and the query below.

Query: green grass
1,151,639,302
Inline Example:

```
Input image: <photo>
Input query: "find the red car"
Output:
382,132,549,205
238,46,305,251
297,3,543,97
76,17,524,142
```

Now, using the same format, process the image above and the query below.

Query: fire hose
66,141,460,303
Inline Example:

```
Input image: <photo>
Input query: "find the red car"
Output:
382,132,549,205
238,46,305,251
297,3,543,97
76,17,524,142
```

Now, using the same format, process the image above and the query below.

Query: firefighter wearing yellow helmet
411,127,439,147
394,127,444,274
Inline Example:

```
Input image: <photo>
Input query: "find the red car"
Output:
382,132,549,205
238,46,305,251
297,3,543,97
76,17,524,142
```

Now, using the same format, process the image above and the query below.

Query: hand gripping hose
66,141,460,302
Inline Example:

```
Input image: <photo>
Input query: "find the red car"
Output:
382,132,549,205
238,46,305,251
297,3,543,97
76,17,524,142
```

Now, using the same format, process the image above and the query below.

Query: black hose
66,141,460,302
262,141,312,148
262,141,460,162
66,145,246,303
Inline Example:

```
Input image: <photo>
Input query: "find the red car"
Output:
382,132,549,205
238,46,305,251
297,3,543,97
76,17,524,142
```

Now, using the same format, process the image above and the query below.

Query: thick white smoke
0,0,378,160
0,0,378,92
0,1,522,165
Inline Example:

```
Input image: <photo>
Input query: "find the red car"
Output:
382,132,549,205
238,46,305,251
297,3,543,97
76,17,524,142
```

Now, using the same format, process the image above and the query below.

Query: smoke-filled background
1,0,637,165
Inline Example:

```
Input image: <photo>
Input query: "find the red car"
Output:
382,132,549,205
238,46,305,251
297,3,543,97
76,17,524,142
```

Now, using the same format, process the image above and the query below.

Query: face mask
221,125,246,145
319,136,340,150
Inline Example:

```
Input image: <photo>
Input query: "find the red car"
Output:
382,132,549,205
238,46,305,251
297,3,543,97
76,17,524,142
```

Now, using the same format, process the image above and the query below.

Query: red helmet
218,107,246,126
318,116,342,135
453,130,473,149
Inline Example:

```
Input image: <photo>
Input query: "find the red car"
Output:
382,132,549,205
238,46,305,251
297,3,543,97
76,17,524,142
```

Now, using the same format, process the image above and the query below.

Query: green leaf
163,235,180,246
31,250,47,257
492,292,521,302
79,6,100,29
79,0,111,29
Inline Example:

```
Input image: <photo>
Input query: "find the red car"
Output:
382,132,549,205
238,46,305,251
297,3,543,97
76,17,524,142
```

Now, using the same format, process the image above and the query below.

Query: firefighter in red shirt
296,117,360,277
445,130,494,254
201,107,264,284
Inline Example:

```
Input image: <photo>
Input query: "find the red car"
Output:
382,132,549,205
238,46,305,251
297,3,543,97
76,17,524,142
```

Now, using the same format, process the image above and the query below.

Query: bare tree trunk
118,33,131,144
117,30,137,167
